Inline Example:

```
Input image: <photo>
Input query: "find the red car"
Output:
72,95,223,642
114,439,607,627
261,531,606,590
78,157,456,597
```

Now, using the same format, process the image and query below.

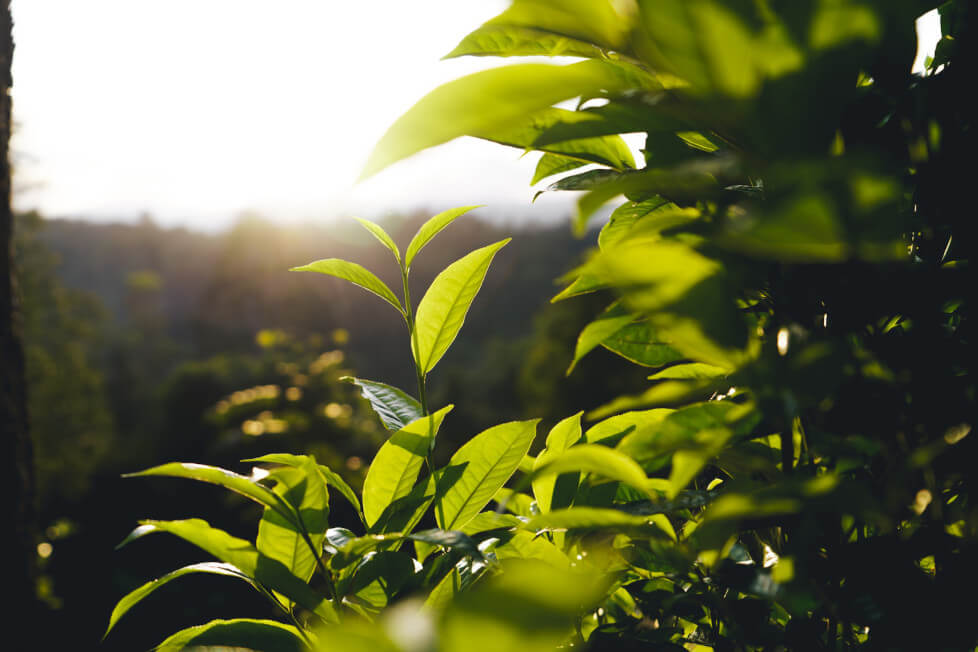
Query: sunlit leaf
124,463,294,525
493,488,536,518
256,465,328,599
648,362,729,380
133,519,338,623
247,453,363,527
343,376,423,431
105,563,254,639
585,408,674,445
533,444,652,496
481,0,633,51
435,419,540,530
414,240,510,375
154,618,307,652
290,258,404,316
551,273,607,303
363,406,453,529
532,412,583,512
601,320,685,368
532,153,588,185
347,551,417,613
405,206,481,269
446,24,605,59
362,60,636,178
354,217,401,265
526,507,673,538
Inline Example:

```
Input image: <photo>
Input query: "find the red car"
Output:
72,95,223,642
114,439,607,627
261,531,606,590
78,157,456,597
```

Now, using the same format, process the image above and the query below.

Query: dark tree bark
1,0,38,625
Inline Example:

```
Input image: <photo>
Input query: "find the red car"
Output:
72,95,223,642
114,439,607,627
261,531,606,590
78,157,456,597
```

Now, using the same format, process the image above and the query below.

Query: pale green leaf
405,206,481,269
585,408,674,445
290,258,404,316
363,406,453,528
247,453,363,526
567,304,634,375
446,24,604,59
354,217,401,265
414,240,510,375
435,419,540,530
493,488,536,518
532,444,652,496
155,618,307,652
525,507,673,537
532,153,588,185
532,413,583,513
362,60,636,178
257,466,328,596
648,362,729,380
482,0,633,51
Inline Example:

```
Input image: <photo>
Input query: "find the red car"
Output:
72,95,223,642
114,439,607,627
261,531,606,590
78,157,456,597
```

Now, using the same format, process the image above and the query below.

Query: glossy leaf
124,463,294,525
247,453,363,526
446,23,605,59
567,304,633,374
347,551,417,613
290,258,404,316
133,519,338,623
532,153,588,185
362,60,636,178
343,376,423,431
532,444,652,496
601,320,685,368
435,419,540,530
105,563,253,639
354,217,400,264
363,406,453,528
532,412,583,513
585,408,674,445
480,0,633,51
405,205,481,269
649,362,729,380
154,618,307,652
526,507,673,538
413,239,509,375
256,465,328,594
493,488,536,518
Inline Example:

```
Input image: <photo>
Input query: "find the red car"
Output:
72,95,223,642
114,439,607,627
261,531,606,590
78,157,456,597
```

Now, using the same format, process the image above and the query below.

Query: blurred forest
16,209,650,650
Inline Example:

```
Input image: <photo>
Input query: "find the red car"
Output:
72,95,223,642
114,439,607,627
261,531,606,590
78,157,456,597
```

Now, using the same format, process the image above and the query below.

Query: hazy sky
10,2,941,231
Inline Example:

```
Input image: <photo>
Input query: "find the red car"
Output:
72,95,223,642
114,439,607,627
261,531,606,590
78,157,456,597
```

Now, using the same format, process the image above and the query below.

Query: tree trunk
1,0,38,626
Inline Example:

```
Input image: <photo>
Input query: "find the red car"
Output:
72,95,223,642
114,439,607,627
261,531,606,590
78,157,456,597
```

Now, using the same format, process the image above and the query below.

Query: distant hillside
36,211,593,392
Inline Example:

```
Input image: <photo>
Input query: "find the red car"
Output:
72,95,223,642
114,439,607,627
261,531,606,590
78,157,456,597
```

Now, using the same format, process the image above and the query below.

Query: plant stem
401,266,428,416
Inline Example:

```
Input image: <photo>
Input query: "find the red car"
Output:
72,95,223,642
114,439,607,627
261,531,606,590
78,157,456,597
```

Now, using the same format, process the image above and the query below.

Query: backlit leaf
354,217,401,265
290,258,404,316
154,618,307,652
414,239,510,375
363,406,453,528
435,419,540,530
405,206,481,269
343,376,423,431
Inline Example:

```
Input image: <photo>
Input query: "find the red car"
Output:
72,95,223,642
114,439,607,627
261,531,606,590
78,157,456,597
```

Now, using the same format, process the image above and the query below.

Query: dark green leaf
343,376,423,431
154,618,306,652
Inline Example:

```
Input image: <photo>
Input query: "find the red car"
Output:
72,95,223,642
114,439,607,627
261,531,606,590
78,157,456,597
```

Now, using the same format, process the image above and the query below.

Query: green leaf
354,217,401,265
247,453,363,527
154,618,307,652
435,419,540,530
532,153,588,185
551,273,607,302
585,409,674,445
532,413,583,513
343,376,423,431
470,108,635,171
124,463,294,525
362,60,636,178
526,507,674,538
347,551,417,614
493,488,536,518
363,406,453,528
597,197,672,250
257,466,329,595
133,519,338,623
405,206,481,269
413,239,510,375
290,258,404,316
480,0,633,51
440,559,607,652
105,563,253,639
601,320,685,368
446,24,605,59
532,444,652,496
567,304,634,375
587,239,747,366
648,363,729,380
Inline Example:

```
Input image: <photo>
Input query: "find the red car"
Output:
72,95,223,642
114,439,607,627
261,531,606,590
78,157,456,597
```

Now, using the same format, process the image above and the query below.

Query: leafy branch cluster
110,1,975,650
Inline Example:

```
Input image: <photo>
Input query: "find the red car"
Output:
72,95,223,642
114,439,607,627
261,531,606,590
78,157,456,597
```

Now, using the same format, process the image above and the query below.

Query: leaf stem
401,265,429,416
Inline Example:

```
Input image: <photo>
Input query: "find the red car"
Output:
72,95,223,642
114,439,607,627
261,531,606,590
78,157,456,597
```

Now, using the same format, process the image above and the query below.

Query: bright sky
10,2,942,231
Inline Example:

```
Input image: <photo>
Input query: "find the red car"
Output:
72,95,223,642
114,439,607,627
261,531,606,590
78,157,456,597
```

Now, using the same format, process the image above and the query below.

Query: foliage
113,1,976,650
